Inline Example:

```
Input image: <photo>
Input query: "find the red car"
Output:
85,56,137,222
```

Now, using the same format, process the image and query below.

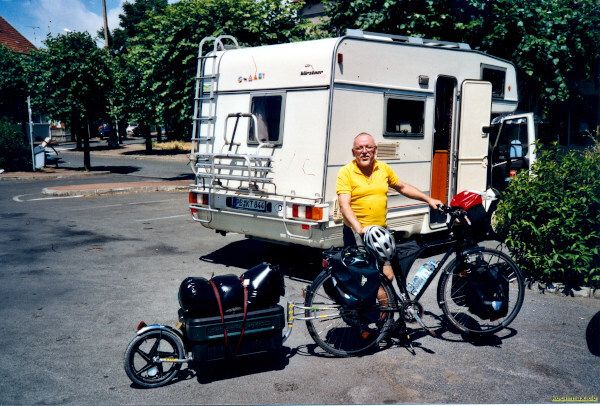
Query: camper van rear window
248,94,284,145
384,97,425,138
481,66,506,98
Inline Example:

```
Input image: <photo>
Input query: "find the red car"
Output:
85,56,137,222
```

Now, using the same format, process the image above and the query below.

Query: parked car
126,123,139,137
98,123,113,139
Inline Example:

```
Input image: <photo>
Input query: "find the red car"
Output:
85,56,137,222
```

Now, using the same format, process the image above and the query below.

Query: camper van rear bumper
189,206,342,248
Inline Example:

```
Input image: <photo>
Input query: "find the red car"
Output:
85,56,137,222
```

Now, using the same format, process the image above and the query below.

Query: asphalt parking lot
1,176,599,404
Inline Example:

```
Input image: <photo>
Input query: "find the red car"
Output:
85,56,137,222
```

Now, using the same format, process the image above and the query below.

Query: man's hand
427,198,444,210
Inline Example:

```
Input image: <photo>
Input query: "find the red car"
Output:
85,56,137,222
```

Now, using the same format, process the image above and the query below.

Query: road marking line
135,214,188,222
71,199,179,211
28,195,84,201
13,194,85,202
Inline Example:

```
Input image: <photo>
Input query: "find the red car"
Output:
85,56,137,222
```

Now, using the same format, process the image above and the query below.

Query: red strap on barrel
209,279,228,348
235,283,249,354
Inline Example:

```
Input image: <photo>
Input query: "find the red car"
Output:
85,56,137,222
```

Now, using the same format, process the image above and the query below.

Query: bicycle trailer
179,305,285,363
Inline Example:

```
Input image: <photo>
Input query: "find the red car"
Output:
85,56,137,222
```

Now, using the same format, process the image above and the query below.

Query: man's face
352,134,377,170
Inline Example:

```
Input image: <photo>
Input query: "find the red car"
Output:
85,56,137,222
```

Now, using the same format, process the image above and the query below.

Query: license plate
230,197,268,213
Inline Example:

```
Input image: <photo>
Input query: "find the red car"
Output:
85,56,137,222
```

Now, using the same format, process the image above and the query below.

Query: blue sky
0,0,178,48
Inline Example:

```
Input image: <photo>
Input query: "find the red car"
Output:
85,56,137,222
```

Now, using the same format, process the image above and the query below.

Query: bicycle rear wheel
437,247,525,336
304,270,396,357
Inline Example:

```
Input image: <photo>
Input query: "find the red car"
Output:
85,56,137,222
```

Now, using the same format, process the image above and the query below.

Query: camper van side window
384,97,425,138
481,65,506,98
248,94,284,145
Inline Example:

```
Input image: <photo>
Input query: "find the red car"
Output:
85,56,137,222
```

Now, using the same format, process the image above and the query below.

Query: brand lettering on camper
301,64,323,76
300,70,323,76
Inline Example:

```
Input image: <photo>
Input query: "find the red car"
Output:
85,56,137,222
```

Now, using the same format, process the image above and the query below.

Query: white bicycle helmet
363,225,396,261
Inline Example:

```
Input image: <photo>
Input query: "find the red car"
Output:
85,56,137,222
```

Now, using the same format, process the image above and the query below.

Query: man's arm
391,180,443,209
338,193,365,235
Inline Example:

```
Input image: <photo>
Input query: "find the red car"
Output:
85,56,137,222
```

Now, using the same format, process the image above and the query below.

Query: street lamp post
102,0,109,48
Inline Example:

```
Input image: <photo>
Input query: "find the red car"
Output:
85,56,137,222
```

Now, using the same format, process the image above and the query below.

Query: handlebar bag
450,191,492,240
324,246,380,308
464,263,509,321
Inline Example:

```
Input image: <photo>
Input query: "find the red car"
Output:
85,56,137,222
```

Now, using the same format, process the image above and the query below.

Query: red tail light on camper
289,204,324,221
188,192,208,214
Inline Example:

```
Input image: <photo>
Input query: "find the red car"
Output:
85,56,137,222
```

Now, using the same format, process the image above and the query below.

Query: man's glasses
353,145,376,152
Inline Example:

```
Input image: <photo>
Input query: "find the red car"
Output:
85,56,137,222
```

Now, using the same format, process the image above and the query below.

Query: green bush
494,142,600,289
0,120,31,171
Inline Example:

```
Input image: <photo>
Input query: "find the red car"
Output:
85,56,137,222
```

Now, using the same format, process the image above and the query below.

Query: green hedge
0,120,31,171
494,142,600,289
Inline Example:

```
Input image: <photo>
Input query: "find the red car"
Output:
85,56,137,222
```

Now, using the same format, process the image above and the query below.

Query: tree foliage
110,0,168,54
322,0,600,116
122,0,308,138
0,45,28,122
0,119,31,171
494,142,600,288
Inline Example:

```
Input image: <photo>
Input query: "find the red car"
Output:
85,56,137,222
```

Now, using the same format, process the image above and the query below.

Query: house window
248,94,284,145
481,65,506,98
384,96,425,138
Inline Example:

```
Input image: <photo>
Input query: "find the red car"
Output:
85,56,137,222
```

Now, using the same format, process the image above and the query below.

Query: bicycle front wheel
437,247,525,336
304,270,396,357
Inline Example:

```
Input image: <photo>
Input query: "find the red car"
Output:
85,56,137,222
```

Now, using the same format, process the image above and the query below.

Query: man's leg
378,261,394,307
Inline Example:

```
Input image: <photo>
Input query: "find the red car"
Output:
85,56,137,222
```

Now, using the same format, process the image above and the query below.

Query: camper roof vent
345,29,471,50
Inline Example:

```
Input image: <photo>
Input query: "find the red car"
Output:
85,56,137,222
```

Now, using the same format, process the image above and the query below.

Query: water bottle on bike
407,260,437,296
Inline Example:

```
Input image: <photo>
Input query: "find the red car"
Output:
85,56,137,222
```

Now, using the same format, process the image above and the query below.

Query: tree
108,0,169,149
26,32,112,170
128,0,308,139
321,0,600,119
110,0,168,54
0,45,29,123
322,0,456,38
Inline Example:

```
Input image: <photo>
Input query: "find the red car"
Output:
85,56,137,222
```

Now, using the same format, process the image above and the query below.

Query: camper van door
455,80,492,193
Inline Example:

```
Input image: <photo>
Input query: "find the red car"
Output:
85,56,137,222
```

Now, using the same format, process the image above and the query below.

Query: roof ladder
190,35,240,174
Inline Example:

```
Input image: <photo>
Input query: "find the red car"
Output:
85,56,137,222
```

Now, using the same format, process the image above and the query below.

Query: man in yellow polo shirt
336,132,442,279
337,132,442,241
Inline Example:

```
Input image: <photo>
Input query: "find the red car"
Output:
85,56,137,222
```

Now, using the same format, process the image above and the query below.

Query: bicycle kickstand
408,307,437,338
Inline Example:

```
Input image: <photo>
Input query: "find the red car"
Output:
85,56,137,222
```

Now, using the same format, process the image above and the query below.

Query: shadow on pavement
122,149,189,157
162,174,194,181
193,348,291,384
200,239,323,282
63,165,141,175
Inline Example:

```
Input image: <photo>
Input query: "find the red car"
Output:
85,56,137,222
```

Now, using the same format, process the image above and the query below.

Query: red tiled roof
0,16,36,53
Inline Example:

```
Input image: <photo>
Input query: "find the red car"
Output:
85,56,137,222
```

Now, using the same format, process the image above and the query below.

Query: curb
42,180,190,197
59,148,190,162
535,283,600,300
0,170,111,181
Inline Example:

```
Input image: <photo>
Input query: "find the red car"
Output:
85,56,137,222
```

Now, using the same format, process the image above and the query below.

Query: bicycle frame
284,206,485,340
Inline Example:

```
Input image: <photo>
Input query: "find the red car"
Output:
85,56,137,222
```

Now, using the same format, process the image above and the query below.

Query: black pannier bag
324,246,380,308
240,263,285,310
178,277,220,317
450,190,491,240
464,263,509,321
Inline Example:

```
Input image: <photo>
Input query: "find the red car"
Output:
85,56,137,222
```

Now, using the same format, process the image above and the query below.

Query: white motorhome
188,30,536,248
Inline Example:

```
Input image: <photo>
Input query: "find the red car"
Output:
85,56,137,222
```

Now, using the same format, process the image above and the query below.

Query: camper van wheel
124,329,185,388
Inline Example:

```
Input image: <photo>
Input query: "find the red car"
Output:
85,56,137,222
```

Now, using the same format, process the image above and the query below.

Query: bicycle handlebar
436,205,471,227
